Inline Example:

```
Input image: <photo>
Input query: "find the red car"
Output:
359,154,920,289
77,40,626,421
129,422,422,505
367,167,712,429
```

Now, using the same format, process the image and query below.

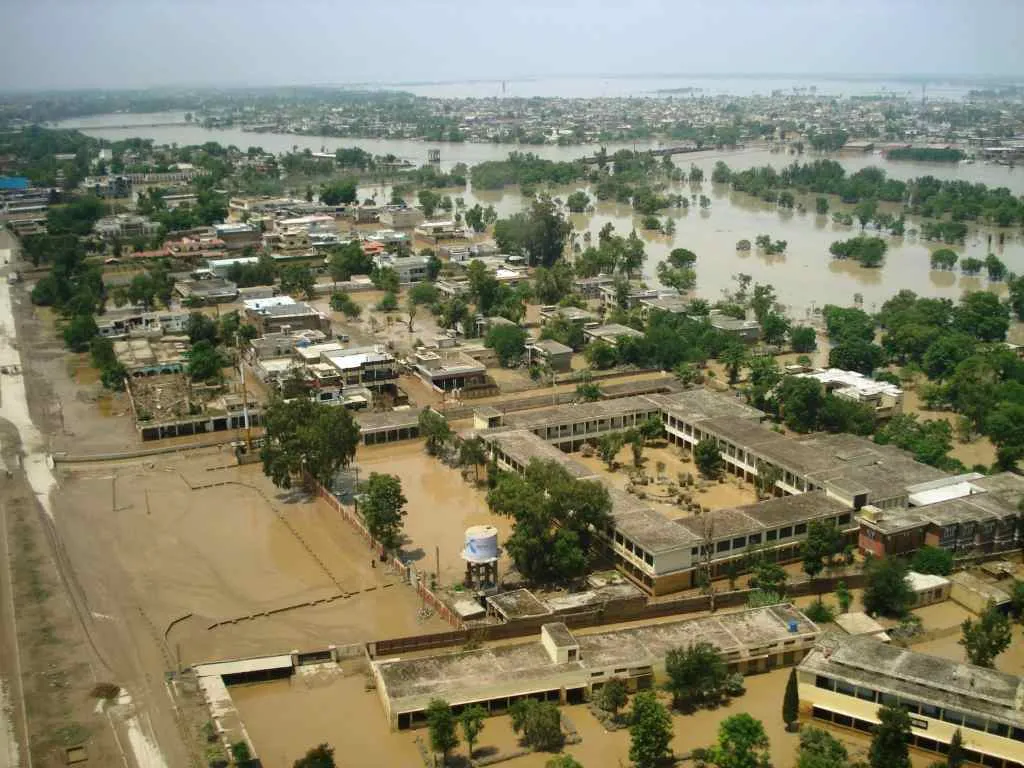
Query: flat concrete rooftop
800,633,1024,727
375,604,818,708
676,492,850,541
488,430,598,479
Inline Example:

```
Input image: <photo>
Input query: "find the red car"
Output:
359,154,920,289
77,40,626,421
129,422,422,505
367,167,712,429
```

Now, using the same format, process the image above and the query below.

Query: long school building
476,389,1023,596
373,604,820,729
798,633,1024,768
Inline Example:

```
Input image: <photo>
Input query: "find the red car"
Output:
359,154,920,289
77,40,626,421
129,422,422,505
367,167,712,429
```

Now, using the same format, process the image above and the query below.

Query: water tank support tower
461,525,499,590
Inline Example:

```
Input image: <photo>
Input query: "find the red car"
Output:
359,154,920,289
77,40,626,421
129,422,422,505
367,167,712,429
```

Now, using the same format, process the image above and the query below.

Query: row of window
693,514,852,558
811,707,1022,768
814,675,1024,742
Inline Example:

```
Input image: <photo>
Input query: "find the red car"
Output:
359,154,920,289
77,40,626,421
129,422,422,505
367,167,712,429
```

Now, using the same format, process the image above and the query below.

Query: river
57,115,1024,315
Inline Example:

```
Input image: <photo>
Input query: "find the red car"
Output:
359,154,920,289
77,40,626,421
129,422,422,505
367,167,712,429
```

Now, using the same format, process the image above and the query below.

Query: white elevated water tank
462,525,499,563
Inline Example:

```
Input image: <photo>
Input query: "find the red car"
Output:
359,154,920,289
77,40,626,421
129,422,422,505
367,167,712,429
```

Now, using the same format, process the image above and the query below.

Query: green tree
801,521,843,584
960,601,1012,667
292,743,335,768
835,581,852,614
910,546,954,576
260,398,360,489
863,557,913,617
458,437,487,483
327,241,373,282
749,558,788,595
694,438,724,479
986,401,1024,470
869,704,912,768
187,340,224,382
797,727,848,768
628,691,672,768
459,705,486,760
376,291,399,312
372,266,400,293
320,178,358,206
426,699,459,765
534,261,575,304
566,190,590,212
418,409,452,456
664,641,728,711
418,189,441,217
597,432,626,470
280,264,316,299
954,291,1010,342
486,324,528,367
597,677,628,720
510,699,563,751
720,343,747,384
230,741,252,762
776,376,826,432
783,667,799,732
360,473,407,551
815,197,829,215
707,713,771,768
63,314,98,352
947,728,965,768
545,756,583,768
584,340,618,370
329,291,362,318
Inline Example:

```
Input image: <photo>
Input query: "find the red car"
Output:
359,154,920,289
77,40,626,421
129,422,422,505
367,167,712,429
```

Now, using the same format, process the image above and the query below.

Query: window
901,699,920,715
815,676,833,691
780,526,793,538
717,541,730,553
749,533,762,545
963,713,986,732
838,513,852,525
835,679,856,697
920,703,940,719
691,547,699,556
795,523,807,535
833,713,853,728
988,721,1009,738
856,687,876,703
767,529,778,541
733,536,746,549
879,692,898,708
942,710,964,727
1012,727,1024,743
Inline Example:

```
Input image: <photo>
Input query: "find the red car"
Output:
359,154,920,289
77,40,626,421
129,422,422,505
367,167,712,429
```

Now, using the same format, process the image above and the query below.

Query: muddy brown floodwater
56,452,447,666
356,439,515,585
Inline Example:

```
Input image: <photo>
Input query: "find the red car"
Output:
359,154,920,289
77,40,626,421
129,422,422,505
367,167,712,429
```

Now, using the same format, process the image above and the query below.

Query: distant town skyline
2,0,1022,91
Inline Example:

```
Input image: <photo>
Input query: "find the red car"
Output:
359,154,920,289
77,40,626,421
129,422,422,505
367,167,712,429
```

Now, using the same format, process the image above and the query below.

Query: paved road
0,228,29,768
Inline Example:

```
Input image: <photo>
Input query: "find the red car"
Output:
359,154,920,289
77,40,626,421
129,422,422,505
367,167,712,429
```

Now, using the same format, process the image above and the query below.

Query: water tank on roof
788,620,798,633
462,525,499,563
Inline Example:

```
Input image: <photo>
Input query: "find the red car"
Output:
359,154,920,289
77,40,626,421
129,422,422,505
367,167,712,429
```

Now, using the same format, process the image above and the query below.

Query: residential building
373,604,820,730
414,220,466,240
574,275,615,300
708,311,762,342
96,308,190,339
81,174,132,198
583,323,644,347
410,348,489,392
538,306,600,326
174,277,239,304
638,294,691,320
379,207,423,229
795,368,903,418
94,214,160,240
206,256,260,278
242,296,330,335
320,346,398,392
526,339,573,373
598,283,659,310
949,571,1013,614
798,633,1024,768
114,337,189,377
213,222,261,251
374,253,430,284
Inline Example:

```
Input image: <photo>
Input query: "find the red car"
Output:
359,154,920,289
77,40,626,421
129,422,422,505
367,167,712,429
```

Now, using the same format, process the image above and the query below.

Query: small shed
905,571,952,608
834,612,891,643
949,571,1012,614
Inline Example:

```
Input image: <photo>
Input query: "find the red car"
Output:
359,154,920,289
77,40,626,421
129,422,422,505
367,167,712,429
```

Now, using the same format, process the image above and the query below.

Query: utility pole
435,545,440,581
111,472,117,512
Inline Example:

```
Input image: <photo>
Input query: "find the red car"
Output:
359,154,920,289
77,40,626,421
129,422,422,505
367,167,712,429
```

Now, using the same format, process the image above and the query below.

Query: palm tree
720,344,748,385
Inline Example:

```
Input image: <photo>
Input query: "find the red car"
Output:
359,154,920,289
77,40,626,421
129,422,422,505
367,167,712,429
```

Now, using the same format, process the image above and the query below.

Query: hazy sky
2,0,1022,90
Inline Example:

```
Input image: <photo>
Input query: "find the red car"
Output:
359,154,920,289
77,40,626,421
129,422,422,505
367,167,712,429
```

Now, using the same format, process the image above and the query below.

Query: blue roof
0,177,30,191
